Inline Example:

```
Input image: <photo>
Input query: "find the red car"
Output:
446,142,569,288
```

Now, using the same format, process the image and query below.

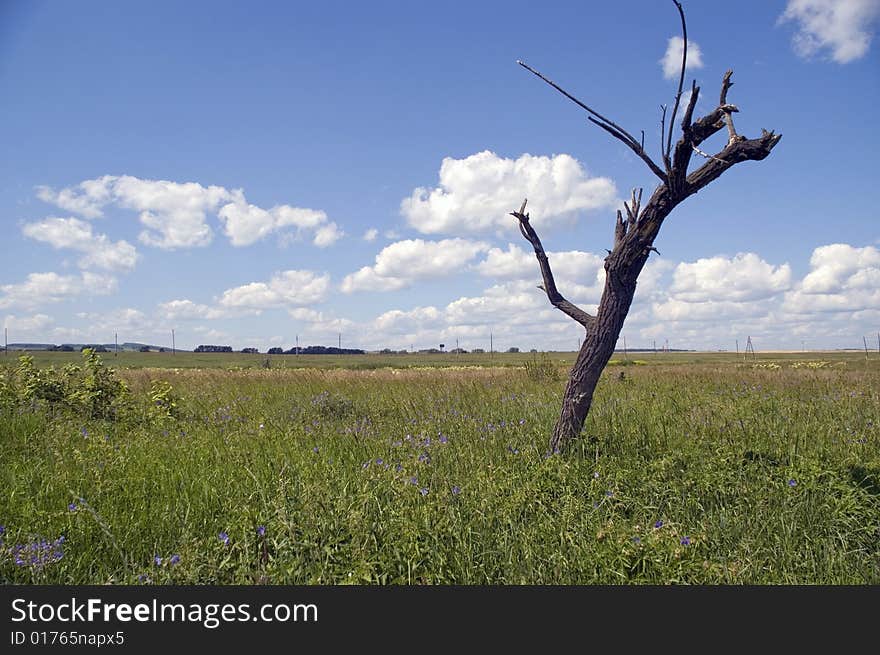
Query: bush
524,351,560,382
5,349,129,419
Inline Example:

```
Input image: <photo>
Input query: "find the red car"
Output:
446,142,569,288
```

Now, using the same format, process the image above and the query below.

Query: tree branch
511,199,596,328
664,0,688,165
518,60,668,182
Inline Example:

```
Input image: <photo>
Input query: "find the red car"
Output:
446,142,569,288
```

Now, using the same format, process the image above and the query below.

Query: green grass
1,353,877,584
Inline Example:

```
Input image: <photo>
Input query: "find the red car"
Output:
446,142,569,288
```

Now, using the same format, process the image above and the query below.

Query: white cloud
363,228,379,242
313,222,344,247
340,238,488,293
660,35,705,80
779,0,880,63
2,313,53,332
157,299,230,321
38,175,341,250
218,270,330,309
783,244,880,313
0,272,117,310
669,253,792,303
401,151,618,235
22,217,139,272
217,195,338,247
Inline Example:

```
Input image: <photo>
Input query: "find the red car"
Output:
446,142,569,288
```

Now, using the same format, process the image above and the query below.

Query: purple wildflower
219,531,230,546
256,526,266,537
409,476,418,485
154,555,162,566
631,536,641,544
80,427,88,438
375,458,384,466
452,485,461,495
419,487,429,496
312,447,319,453
654,520,664,529
169,554,180,566
395,463,403,472
605,490,614,497
68,502,78,512
788,479,797,487
680,536,691,546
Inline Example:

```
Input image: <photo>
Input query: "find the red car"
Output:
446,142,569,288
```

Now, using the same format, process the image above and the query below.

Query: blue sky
1,0,878,352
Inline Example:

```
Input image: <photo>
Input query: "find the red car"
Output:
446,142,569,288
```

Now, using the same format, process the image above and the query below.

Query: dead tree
512,1,781,453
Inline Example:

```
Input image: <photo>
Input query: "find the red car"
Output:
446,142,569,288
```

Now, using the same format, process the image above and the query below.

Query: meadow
1,349,877,584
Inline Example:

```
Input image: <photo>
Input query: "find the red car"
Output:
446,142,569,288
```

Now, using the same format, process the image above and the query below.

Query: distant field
4,348,876,370
1,349,877,584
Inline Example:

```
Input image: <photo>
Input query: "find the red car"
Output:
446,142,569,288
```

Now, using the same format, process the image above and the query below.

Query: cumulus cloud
157,299,231,321
779,0,880,63
2,313,53,332
340,238,488,293
22,217,139,272
0,272,117,310
217,195,340,247
37,175,340,250
669,253,792,303
401,151,617,235
660,35,705,80
218,270,330,309
363,228,379,242
783,243,880,313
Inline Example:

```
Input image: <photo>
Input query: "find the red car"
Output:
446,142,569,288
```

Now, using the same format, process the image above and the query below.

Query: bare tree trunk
512,48,780,452
550,265,641,451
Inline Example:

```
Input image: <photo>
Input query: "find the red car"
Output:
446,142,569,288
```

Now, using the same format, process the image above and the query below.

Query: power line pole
490,332,493,358
338,332,341,350
623,335,628,361
296,334,299,355
4,327,7,356
115,332,118,357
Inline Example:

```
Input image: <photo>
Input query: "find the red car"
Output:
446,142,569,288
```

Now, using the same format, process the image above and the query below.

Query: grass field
1,350,877,584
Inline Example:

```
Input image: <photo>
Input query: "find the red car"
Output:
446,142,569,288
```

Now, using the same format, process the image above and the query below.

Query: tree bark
512,62,780,453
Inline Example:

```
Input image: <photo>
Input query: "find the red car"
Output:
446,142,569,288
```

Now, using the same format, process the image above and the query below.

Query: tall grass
1,357,877,584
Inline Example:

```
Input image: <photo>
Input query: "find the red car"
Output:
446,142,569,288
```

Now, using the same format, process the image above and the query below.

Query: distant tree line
194,345,233,353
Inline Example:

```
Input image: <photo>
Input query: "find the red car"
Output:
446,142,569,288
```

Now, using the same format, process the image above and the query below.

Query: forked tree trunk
511,42,781,452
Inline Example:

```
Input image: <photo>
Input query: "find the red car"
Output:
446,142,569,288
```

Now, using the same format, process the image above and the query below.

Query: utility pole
456,337,459,354
864,336,870,361
296,334,299,355
653,339,656,354
115,332,118,357
490,332,493,358
4,327,7,356
623,335,628,361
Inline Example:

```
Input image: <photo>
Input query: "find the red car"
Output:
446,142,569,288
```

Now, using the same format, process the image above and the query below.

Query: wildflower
507,446,519,455
654,520,664,529
375,458,384,466
788,479,797,487
154,556,162,566
259,423,265,429
452,485,461,495
439,434,448,444
395,463,403,472
219,531,230,546
631,536,641,544
409,476,418,486
605,490,614,497
420,487,429,496
418,453,431,464
68,503,77,512
519,419,525,425
256,526,266,537
169,554,180,566
680,536,691,546
312,447,319,453
593,472,600,479
12,536,65,569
